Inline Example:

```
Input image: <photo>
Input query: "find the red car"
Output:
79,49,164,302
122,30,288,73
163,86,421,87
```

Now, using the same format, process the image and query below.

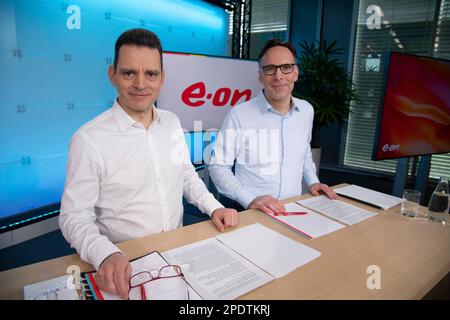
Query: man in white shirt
209,39,337,215
59,28,238,299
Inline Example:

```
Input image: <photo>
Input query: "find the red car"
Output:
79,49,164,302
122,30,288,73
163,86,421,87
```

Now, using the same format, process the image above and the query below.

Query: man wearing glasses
59,28,238,299
209,39,337,216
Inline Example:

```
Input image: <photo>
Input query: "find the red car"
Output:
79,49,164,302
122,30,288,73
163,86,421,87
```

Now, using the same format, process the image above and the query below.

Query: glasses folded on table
129,265,190,300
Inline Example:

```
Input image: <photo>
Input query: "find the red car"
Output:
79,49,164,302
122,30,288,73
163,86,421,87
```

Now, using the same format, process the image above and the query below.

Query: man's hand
248,195,285,215
309,183,338,200
212,208,238,232
95,252,132,299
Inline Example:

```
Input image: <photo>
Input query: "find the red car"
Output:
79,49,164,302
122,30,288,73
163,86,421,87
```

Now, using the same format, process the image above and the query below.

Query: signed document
163,223,321,299
298,195,378,225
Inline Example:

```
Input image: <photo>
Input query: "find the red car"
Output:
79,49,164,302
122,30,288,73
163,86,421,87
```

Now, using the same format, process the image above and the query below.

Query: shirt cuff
235,187,256,209
201,195,224,217
303,172,320,189
86,239,123,271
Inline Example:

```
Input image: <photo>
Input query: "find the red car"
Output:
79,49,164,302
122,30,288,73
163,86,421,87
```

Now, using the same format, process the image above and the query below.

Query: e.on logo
382,144,400,152
181,82,252,107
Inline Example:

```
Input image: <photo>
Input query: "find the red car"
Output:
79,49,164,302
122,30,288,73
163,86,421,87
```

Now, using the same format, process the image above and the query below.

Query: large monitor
0,0,230,231
184,130,217,166
372,52,450,160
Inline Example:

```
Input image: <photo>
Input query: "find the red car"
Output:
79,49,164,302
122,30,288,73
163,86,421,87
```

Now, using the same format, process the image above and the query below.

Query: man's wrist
235,188,256,209
99,252,122,269
89,240,123,271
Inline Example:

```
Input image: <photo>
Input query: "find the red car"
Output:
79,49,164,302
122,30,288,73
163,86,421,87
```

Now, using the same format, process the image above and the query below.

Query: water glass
401,189,421,217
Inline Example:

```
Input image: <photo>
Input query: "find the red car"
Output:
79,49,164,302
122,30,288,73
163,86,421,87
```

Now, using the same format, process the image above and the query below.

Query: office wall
316,0,357,166
289,0,323,56
0,0,229,220
289,0,356,166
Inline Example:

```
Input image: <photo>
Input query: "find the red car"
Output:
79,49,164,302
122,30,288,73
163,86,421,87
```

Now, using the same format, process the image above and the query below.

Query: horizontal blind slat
345,0,449,179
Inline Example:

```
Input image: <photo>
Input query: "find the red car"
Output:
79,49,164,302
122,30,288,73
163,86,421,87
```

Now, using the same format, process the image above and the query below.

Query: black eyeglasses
129,265,190,300
261,63,296,76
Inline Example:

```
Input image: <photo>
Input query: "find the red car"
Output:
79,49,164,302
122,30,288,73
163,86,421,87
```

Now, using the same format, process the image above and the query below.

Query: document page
216,223,321,278
298,195,378,225
162,238,274,300
87,251,201,300
334,184,402,210
24,275,79,300
94,251,169,300
266,202,346,239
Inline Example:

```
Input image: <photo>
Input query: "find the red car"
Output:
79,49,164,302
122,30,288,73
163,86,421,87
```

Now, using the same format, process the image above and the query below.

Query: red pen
273,211,308,216
140,284,147,300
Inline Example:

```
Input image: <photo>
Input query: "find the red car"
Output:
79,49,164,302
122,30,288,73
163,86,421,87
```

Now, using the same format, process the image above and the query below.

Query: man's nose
273,67,284,79
133,73,146,89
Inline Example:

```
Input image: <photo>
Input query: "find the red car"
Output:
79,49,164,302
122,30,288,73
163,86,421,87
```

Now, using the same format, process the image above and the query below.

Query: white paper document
334,184,402,210
99,251,166,300
216,223,322,278
24,275,79,300
162,223,321,299
265,202,345,239
162,237,273,300
298,195,378,225
92,251,202,300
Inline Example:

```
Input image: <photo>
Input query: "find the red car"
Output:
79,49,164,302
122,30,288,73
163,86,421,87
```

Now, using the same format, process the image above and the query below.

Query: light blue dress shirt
208,90,320,209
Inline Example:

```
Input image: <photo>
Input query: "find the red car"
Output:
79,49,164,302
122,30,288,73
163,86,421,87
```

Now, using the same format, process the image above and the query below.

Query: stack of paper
334,184,402,210
298,195,378,225
81,251,202,300
216,223,321,278
262,202,345,239
24,275,79,300
163,223,321,300
79,223,321,300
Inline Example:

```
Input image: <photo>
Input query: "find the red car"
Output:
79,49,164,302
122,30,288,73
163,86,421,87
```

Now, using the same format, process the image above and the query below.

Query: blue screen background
0,0,228,219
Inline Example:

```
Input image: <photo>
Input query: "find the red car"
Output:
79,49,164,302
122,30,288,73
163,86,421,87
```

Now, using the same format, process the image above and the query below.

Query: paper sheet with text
265,202,346,239
334,184,402,210
297,195,378,225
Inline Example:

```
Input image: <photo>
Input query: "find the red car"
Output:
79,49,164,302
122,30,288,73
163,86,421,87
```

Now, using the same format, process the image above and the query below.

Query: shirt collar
257,90,301,115
111,98,159,132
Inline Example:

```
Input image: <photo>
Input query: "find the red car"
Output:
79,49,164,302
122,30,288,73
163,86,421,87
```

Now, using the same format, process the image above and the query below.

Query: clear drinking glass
401,189,421,217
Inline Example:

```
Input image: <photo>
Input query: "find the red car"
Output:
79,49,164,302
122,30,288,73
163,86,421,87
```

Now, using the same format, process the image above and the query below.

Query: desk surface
1,184,449,300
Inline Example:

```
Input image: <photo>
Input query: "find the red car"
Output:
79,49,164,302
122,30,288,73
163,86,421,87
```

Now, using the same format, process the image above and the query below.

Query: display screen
184,131,217,165
0,0,228,226
373,52,450,160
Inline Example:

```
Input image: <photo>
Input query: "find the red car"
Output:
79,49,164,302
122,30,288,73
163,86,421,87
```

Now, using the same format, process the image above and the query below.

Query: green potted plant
294,40,360,193
293,40,360,149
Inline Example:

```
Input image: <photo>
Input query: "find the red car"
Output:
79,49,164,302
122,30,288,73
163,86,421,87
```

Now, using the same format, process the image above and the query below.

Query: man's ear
258,70,263,84
293,65,299,82
108,64,117,86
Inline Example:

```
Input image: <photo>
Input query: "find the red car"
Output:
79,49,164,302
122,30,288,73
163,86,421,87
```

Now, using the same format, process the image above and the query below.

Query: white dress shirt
59,100,223,270
209,91,319,209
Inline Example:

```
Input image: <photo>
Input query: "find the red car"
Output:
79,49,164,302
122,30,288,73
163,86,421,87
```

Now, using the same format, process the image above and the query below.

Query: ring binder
80,276,94,300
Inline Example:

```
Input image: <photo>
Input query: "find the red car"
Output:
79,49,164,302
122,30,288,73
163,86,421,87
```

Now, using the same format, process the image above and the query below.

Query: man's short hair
257,39,297,66
113,28,163,70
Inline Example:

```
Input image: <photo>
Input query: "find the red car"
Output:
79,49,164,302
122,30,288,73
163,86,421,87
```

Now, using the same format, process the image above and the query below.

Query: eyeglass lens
262,64,295,75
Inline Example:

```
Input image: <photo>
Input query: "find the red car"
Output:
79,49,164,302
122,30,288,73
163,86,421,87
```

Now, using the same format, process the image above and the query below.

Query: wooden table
1,184,449,299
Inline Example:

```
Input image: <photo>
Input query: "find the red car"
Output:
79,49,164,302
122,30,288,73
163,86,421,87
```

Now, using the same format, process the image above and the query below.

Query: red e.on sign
181,82,252,107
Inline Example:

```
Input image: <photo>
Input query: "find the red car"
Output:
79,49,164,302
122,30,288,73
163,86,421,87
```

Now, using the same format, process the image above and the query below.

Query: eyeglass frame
128,265,190,300
260,63,297,76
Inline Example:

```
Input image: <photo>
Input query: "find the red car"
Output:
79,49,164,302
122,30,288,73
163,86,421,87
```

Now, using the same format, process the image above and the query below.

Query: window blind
344,0,450,179
429,0,450,179
228,0,289,59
